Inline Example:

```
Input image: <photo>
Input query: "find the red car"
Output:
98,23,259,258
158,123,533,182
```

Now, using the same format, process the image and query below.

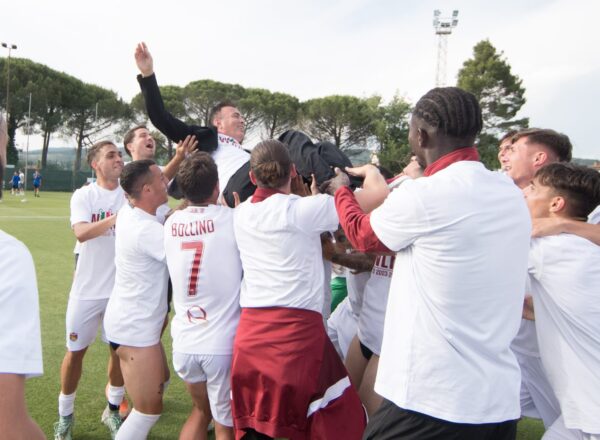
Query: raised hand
135,42,154,77
175,135,198,159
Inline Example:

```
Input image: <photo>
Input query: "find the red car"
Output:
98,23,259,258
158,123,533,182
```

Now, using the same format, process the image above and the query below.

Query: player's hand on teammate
321,168,350,195
135,42,154,77
531,217,566,238
175,135,198,160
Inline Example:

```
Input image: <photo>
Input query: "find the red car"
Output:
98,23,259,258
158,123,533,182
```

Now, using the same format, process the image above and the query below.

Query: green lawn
0,191,545,439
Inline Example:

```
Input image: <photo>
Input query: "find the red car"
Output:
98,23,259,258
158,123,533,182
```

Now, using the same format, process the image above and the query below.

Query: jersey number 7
181,241,204,297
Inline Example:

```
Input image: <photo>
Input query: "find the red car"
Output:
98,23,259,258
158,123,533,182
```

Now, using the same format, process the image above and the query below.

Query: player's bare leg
359,354,383,417
179,381,212,440
117,344,164,414
60,348,88,395
344,336,368,390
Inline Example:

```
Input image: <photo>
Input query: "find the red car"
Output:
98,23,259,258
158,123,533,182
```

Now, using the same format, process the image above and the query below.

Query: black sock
108,402,119,412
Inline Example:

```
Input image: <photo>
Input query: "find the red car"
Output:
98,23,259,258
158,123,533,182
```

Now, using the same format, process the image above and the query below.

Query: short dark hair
513,128,572,162
413,87,483,139
250,140,292,189
87,141,116,166
535,163,600,219
120,159,156,200
176,152,219,204
208,100,238,127
123,125,148,157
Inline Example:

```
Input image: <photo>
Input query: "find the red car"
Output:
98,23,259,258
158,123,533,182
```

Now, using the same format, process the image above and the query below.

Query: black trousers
363,399,517,440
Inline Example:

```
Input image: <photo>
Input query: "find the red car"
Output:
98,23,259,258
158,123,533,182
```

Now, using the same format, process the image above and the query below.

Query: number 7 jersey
164,205,242,355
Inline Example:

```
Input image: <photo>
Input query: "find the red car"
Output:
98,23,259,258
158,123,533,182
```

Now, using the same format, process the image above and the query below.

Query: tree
63,81,131,173
374,95,412,174
183,79,245,126
301,95,379,149
238,89,299,140
457,40,528,169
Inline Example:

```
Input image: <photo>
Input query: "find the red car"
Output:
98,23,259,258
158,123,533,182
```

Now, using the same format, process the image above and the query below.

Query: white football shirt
370,161,531,424
104,206,169,347
0,231,43,377
164,205,242,355
213,134,250,197
234,193,338,313
529,234,600,433
69,182,126,300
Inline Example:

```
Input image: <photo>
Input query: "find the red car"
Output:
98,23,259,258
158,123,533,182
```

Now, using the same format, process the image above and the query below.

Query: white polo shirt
529,233,600,433
164,205,242,355
104,205,169,347
0,231,43,377
370,161,531,424
234,193,339,313
69,182,126,300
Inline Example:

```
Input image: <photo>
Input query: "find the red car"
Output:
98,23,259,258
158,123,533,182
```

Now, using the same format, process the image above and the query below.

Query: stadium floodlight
432,10,459,87
1,42,18,121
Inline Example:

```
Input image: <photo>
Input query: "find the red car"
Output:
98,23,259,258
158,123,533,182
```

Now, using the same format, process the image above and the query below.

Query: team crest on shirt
187,306,208,324
69,332,78,341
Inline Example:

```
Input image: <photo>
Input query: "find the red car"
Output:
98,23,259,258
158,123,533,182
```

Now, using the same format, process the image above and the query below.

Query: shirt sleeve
369,180,429,252
292,194,339,234
70,188,90,226
138,220,166,263
334,187,390,253
137,74,218,152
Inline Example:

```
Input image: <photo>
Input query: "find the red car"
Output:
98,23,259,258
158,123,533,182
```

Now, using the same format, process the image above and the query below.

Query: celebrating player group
1,41,599,440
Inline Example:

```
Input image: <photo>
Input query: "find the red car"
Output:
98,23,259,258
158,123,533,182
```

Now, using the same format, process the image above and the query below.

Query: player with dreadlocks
327,87,531,439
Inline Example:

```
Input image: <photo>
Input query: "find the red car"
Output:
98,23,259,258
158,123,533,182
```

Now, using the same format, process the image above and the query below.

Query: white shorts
543,415,600,440
65,297,109,351
172,352,233,427
327,297,358,360
516,351,561,428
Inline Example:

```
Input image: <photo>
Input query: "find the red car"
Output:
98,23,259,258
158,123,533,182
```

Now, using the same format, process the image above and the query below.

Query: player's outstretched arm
347,165,389,213
135,42,213,148
532,218,600,246
0,374,44,440
72,214,117,243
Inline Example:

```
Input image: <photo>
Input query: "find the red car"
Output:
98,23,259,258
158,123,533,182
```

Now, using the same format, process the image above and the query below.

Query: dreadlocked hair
413,87,483,138
250,140,292,189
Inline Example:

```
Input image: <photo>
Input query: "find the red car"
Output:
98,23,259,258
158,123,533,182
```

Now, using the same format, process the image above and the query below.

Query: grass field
0,191,546,439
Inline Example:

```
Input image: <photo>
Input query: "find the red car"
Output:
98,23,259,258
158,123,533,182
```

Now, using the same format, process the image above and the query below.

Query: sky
2,0,600,159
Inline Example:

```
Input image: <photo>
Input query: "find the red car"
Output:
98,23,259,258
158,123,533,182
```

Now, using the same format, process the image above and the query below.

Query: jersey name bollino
171,219,215,237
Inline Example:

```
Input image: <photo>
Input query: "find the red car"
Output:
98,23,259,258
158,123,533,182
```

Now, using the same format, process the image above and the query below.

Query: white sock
107,384,125,407
115,409,160,439
58,392,76,417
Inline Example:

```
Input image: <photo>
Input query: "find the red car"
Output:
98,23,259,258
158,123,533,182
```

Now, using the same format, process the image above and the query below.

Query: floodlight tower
433,10,459,87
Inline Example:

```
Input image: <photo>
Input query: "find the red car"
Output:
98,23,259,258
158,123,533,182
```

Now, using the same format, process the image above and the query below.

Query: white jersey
104,206,169,347
213,134,250,196
164,205,242,355
357,254,394,355
69,182,126,300
529,234,600,433
0,231,43,377
589,205,600,224
370,161,531,424
234,193,338,313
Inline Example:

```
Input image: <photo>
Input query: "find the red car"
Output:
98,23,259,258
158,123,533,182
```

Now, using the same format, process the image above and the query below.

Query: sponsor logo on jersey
187,306,208,324
69,332,78,341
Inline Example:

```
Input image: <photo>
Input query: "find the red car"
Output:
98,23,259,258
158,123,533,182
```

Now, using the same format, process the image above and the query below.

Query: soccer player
32,169,42,197
0,113,44,439
231,140,366,439
164,152,242,440
11,170,19,195
523,163,600,440
103,160,170,439
331,87,531,439
498,130,517,170
54,141,126,440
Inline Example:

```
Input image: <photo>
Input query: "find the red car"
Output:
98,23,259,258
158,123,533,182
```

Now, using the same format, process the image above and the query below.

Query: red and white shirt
164,205,242,355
